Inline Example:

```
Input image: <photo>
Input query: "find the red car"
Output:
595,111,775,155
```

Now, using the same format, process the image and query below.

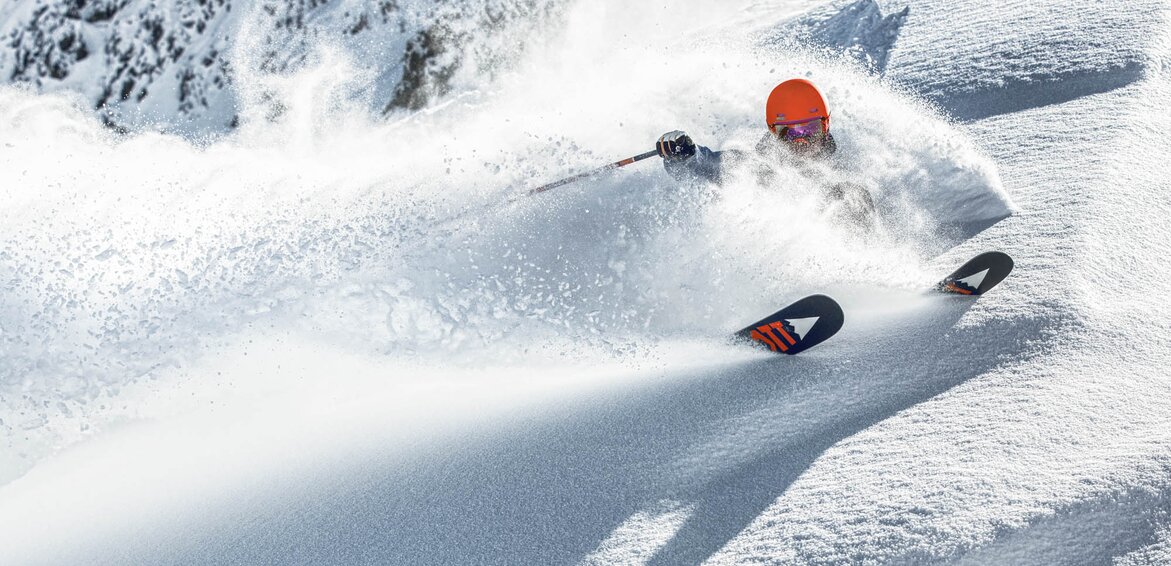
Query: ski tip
735,294,845,356
937,251,1014,296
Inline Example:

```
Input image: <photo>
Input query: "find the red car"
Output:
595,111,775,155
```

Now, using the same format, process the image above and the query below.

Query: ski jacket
663,132,838,185
662,132,878,232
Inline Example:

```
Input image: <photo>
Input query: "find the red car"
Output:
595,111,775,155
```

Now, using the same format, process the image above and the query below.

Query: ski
734,252,1011,356
936,251,1014,296
734,294,845,355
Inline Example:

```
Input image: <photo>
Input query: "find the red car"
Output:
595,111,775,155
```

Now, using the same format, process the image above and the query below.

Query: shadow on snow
115,292,1067,565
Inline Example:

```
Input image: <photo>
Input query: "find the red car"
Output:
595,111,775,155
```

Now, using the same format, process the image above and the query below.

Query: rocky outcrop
0,0,562,135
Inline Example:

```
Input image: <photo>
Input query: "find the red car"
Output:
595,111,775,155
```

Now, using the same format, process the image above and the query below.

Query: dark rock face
8,1,99,81
387,24,456,112
0,0,563,135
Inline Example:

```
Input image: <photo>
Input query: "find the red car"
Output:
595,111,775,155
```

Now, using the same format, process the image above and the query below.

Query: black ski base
937,251,1014,296
734,294,845,356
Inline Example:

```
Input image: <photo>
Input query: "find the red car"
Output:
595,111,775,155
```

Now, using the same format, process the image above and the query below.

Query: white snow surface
1,0,1170,564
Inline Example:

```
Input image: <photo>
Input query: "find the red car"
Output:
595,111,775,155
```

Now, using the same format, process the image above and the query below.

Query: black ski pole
527,149,660,195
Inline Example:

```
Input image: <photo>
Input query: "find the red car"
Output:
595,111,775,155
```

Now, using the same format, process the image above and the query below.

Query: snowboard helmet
765,79,830,149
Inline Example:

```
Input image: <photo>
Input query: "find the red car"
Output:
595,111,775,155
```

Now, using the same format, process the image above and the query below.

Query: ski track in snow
1,0,1170,564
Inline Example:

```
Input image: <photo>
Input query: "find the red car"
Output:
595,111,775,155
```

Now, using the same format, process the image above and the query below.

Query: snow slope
1,0,1170,564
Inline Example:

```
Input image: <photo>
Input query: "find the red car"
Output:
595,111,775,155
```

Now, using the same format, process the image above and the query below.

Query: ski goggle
774,118,825,141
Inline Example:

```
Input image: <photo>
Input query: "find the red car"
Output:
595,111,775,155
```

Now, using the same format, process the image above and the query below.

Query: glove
657,130,697,161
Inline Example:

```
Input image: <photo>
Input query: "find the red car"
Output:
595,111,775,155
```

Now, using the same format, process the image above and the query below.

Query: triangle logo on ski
734,294,845,356
937,251,1014,296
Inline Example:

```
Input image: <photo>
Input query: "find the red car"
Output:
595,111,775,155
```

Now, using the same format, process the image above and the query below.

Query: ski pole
527,149,660,195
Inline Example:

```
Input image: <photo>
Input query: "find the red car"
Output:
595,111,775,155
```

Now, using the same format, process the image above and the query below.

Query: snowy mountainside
0,0,562,133
2,0,1171,564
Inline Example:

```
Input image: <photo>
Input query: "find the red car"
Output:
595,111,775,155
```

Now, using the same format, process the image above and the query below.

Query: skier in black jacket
655,78,875,227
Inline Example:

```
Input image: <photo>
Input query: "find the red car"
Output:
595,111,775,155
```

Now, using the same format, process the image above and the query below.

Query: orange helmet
765,79,829,135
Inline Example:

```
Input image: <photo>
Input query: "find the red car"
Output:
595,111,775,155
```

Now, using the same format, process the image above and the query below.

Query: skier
655,78,875,226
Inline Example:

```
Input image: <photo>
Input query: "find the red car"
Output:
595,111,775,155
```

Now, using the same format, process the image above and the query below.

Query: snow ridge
797,0,909,74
